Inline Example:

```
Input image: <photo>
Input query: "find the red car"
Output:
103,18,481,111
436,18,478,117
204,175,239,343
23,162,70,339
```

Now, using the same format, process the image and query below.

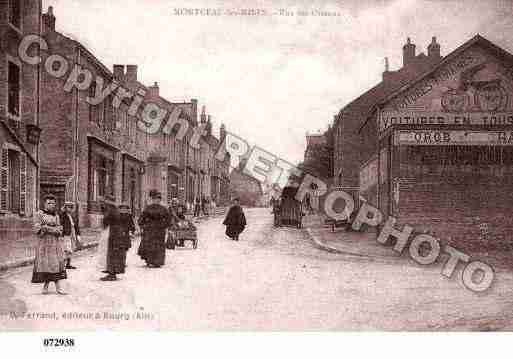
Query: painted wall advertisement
378,44,513,137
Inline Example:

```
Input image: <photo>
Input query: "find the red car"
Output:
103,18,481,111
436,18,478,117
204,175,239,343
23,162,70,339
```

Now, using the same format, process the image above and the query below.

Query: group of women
32,190,247,294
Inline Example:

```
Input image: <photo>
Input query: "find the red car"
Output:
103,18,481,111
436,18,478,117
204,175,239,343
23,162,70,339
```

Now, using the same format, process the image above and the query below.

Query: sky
42,0,513,164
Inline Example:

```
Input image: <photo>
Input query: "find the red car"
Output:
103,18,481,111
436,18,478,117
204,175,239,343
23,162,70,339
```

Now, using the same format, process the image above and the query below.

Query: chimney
148,82,159,99
200,105,207,123
403,37,416,67
42,6,56,32
191,99,198,124
220,123,226,142
428,36,441,60
382,57,394,83
125,65,138,83
206,115,213,136
113,65,125,81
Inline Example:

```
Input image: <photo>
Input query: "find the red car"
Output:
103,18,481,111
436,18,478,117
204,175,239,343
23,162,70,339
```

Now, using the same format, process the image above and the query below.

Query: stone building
359,35,513,250
0,0,42,241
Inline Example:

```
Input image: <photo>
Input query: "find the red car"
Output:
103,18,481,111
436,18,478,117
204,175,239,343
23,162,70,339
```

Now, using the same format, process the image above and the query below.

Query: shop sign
394,130,513,146
378,111,513,134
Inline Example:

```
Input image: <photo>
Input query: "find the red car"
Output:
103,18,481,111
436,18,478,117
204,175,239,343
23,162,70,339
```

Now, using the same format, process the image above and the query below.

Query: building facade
0,0,42,242
38,6,230,228
333,37,442,188
360,35,513,250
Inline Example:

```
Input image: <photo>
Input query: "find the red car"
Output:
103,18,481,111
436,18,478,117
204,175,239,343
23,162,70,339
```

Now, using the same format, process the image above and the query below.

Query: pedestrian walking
193,197,201,217
202,196,210,216
98,202,135,281
32,195,67,295
60,201,81,270
223,198,247,241
137,190,171,267
211,197,217,213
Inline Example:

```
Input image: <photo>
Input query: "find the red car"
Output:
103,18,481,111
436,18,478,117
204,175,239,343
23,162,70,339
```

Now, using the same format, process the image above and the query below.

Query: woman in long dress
32,195,67,295
223,198,247,241
99,202,135,281
137,190,171,267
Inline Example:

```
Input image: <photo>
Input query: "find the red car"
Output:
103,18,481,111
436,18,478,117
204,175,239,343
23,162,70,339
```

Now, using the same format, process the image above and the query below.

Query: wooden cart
167,221,198,250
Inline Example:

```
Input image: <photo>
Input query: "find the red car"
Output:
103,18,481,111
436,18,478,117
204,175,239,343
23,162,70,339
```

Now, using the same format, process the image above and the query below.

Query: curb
304,227,381,260
0,241,99,273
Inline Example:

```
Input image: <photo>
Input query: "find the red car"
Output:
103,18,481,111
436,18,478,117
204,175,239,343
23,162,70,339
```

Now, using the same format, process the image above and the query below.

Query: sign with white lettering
394,130,513,146
378,111,513,134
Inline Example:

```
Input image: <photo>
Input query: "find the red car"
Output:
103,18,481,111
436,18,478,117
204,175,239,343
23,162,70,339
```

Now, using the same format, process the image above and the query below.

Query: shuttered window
0,148,9,212
0,148,26,215
19,152,27,214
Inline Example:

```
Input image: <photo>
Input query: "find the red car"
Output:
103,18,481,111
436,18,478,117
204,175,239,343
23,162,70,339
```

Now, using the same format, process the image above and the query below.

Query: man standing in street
194,196,201,217
60,201,81,270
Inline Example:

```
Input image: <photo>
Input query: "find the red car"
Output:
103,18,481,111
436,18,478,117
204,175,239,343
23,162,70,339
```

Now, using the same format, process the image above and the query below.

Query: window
97,157,107,197
9,0,21,30
92,154,114,201
0,148,27,214
8,150,20,212
89,82,106,129
89,83,97,123
113,108,123,132
8,61,20,118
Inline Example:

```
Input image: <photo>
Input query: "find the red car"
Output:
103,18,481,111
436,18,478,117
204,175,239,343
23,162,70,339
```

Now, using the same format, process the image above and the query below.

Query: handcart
167,220,198,250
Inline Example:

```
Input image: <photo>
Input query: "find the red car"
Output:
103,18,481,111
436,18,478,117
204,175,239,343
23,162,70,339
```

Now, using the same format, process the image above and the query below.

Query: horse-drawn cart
274,185,304,228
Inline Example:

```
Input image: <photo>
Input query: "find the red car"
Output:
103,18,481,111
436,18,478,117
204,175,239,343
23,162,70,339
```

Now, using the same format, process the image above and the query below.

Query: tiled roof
337,52,442,133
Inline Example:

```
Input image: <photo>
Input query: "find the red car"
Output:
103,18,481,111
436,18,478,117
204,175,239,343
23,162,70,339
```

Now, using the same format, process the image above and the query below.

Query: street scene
1,0,513,339
3,208,513,331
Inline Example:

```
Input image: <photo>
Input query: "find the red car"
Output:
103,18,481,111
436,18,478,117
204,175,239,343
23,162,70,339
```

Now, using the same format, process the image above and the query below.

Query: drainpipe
73,47,80,211
35,0,42,212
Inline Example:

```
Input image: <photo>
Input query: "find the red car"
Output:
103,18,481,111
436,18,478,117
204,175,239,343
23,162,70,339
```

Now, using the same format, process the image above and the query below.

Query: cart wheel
193,240,198,249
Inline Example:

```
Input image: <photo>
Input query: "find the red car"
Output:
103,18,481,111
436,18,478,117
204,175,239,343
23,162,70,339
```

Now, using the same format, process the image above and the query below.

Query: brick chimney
113,65,125,81
42,6,56,32
428,36,441,60
206,115,213,136
148,82,159,99
403,37,416,67
382,57,395,83
200,106,207,123
125,65,138,83
191,99,198,124
220,123,226,142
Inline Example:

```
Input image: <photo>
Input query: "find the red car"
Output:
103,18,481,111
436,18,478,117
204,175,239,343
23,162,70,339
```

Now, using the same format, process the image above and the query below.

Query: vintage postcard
1,0,513,351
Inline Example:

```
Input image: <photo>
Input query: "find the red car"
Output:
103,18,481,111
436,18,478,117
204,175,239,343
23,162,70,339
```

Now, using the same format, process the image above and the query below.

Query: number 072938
42,338,75,347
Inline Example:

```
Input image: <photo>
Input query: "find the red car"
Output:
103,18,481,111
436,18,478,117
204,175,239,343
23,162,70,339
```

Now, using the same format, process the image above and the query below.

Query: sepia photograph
0,0,513,355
